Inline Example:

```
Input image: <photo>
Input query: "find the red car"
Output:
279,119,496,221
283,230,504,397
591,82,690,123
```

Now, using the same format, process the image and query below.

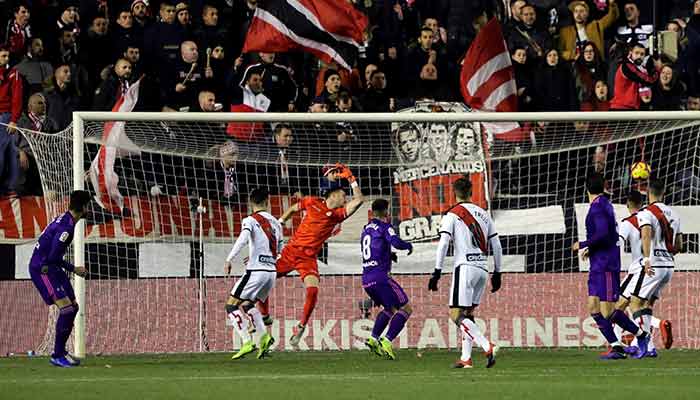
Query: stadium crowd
0,0,699,198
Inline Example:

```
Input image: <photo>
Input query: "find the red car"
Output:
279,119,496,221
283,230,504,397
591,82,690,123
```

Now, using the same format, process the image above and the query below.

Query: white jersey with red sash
438,202,497,272
226,211,283,272
637,203,681,268
619,213,643,273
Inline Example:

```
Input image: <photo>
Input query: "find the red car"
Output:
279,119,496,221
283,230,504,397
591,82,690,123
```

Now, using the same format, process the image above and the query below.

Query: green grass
2,349,699,400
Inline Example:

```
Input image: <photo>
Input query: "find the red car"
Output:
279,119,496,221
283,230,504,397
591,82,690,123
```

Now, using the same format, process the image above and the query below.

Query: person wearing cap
558,0,619,61
610,41,659,110
131,0,152,29
175,2,192,34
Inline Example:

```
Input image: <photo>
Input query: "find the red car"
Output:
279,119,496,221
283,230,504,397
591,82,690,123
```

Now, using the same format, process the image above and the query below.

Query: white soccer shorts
230,270,276,302
449,265,488,308
621,268,673,300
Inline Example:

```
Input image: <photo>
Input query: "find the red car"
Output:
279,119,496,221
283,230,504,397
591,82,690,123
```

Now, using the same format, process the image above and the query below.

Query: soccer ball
631,161,651,180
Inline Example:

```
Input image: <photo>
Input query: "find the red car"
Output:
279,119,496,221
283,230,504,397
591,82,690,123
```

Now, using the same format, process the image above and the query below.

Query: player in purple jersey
573,174,649,360
361,199,413,360
29,190,91,367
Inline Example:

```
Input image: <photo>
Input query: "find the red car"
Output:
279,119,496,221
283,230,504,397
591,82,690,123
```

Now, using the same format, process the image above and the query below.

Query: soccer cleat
379,337,396,360
231,341,257,360
452,358,473,369
632,334,649,359
49,356,74,368
623,346,639,355
64,354,81,366
485,342,499,368
645,349,658,358
262,315,274,326
365,337,385,357
289,323,306,347
660,320,673,349
257,333,275,359
599,347,627,360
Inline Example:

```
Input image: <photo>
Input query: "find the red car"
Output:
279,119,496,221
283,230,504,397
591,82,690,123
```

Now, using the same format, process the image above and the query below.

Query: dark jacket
93,72,131,111
533,62,578,111
238,62,298,112
43,78,81,130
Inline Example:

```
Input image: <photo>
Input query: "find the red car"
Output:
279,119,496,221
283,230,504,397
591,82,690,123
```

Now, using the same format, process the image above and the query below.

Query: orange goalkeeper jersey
287,196,347,254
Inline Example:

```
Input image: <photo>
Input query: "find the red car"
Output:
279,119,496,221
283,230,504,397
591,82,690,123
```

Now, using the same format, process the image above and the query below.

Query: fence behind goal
2,107,700,356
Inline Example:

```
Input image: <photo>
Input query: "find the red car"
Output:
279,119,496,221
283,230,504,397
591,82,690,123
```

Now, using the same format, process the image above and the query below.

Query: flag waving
243,0,368,70
88,79,142,214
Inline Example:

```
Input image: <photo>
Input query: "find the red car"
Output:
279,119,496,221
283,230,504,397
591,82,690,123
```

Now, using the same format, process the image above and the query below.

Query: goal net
4,106,700,356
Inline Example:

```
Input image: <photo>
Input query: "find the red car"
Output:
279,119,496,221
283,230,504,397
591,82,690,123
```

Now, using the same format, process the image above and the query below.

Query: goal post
16,109,700,356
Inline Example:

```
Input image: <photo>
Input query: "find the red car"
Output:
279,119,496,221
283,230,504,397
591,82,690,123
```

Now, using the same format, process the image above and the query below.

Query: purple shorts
588,270,620,302
363,278,409,310
29,265,75,305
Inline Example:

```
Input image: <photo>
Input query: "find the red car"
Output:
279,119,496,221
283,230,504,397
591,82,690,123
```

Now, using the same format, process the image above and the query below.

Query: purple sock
592,312,619,345
610,309,641,336
54,305,77,358
385,310,410,341
371,309,392,339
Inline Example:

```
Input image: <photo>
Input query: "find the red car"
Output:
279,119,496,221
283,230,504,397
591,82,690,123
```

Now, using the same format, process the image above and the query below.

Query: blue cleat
599,347,627,360
50,356,75,368
633,334,649,359
623,346,639,355
645,349,658,358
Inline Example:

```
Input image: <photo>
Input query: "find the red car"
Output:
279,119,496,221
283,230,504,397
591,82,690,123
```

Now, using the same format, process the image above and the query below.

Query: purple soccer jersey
581,195,621,301
29,211,77,305
361,219,412,309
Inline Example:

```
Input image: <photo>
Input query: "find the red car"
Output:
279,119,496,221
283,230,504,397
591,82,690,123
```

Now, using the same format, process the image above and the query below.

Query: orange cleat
660,320,673,349
452,358,473,369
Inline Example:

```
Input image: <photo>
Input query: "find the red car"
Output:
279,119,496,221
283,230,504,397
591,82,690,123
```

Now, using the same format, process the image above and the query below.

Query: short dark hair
586,172,605,195
249,187,269,205
420,27,433,36
371,198,389,217
69,190,92,212
274,123,291,135
627,190,643,206
369,69,384,80
453,177,473,200
648,179,665,197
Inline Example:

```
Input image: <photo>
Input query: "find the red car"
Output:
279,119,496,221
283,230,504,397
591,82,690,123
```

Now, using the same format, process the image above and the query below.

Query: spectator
423,17,448,60
175,2,193,36
687,93,700,110
242,52,297,112
363,63,378,89
143,0,185,75
504,0,528,34
43,63,81,130
409,62,447,100
360,69,394,112
93,59,133,111
122,44,142,79
82,16,112,93
15,93,58,196
308,96,329,113
402,27,438,92
610,42,659,110
638,85,653,110
15,38,53,94
112,8,137,60
52,27,90,107
572,41,607,103
615,0,654,47
194,90,220,112
533,49,578,111
262,123,298,194
652,65,685,110
5,3,32,64
0,46,23,196
507,4,553,64
194,4,228,55
131,0,152,32
581,80,611,111
314,61,362,97
161,40,208,111
55,2,80,37
318,69,343,104
558,0,619,61
227,68,270,142
511,46,535,111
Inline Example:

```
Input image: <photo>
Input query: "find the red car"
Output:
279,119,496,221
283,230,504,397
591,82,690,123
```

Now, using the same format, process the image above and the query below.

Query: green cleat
231,341,256,360
380,337,396,360
365,337,385,357
257,333,275,359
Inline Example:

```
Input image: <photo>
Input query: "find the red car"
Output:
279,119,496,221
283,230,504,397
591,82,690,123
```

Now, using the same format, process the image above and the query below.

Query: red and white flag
242,0,368,70
460,18,523,140
88,79,142,213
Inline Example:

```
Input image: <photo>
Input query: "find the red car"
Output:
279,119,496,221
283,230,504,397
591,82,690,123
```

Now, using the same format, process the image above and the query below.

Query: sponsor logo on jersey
59,232,70,242
653,249,673,258
258,255,276,265
466,253,487,262
362,260,378,268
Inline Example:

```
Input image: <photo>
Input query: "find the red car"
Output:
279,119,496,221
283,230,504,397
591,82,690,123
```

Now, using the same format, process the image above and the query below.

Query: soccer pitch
2,349,699,400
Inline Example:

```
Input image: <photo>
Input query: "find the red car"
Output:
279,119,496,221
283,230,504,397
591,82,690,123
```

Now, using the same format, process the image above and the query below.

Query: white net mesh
4,107,700,355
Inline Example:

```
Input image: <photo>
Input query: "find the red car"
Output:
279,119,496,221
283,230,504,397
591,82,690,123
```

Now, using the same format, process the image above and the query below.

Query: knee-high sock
247,307,266,337
461,331,473,361
371,309,392,339
610,309,643,336
635,308,655,349
385,310,410,341
592,313,621,346
300,286,319,326
458,318,490,352
54,305,77,358
257,298,270,317
613,322,624,341
229,309,252,343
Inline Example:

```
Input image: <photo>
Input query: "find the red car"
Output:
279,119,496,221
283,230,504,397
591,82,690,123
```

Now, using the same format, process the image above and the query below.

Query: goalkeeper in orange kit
275,163,364,346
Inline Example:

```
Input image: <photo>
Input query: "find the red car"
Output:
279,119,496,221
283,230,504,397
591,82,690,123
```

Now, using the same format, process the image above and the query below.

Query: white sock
460,319,490,352
229,310,252,343
461,331,473,361
650,316,661,329
613,324,624,343
247,307,266,337
647,327,656,351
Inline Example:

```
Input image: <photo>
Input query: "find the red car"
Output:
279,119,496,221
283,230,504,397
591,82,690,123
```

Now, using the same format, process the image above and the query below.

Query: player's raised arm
278,201,301,224
336,164,364,217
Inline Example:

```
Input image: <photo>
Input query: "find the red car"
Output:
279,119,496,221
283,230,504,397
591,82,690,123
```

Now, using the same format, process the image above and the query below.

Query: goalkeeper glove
428,269,441,291
337,165,356,182
490,272,502,293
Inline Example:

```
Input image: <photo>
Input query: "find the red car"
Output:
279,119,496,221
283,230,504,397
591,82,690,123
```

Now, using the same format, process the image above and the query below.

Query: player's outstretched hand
391,252,398,263
428,269,441,291
490,272,502,293
74,266,88,278
224,261,232,276
337,164,355,180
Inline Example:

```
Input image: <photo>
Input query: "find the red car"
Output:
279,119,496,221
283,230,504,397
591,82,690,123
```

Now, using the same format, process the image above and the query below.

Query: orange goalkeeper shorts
276,245,319,280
